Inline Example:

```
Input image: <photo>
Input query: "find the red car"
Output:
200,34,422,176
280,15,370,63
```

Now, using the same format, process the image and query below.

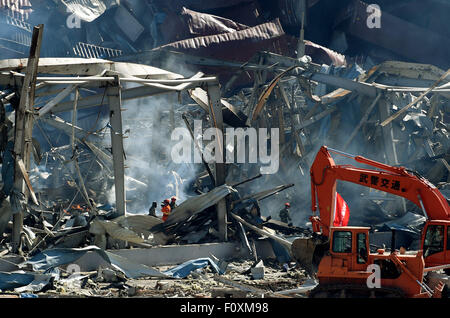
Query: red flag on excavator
333,192,350,227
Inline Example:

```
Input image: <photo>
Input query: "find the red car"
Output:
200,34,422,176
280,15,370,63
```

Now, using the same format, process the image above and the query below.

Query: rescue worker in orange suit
161,199,171,222
170,196,177,210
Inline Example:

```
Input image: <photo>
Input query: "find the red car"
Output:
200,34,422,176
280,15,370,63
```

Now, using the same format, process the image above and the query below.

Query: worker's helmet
163,199,170,204
285,202,290,207
171,196,177,201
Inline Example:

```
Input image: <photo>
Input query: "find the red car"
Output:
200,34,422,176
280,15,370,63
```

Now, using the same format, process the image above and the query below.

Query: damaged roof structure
0,0,448,299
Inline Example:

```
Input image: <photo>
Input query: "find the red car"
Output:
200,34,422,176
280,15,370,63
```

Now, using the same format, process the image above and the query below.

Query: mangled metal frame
0,55,229,246
1,38,449,254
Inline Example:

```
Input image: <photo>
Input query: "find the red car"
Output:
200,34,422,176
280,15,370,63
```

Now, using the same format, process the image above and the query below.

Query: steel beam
39,115,102,142
50,76,208,113
108,76,126,216
207,81,227,242
309,72,378,97
12,25,43,252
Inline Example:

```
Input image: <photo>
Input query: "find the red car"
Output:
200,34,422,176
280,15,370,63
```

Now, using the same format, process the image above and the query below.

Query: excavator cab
291,227,370,275
311,227,445,297
319,227,371,275
422,221,450,271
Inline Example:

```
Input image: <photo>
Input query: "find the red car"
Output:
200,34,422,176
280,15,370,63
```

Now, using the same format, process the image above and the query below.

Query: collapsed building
0,0,448,298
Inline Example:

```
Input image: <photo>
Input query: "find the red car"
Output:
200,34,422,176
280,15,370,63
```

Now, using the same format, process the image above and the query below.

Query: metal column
207,81,227,241
12,25,43,252
108,76,126,216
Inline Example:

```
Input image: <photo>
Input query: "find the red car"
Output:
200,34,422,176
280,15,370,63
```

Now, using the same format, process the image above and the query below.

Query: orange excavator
292,146,450,297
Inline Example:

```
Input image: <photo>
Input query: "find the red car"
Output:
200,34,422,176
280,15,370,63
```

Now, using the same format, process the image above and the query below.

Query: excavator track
308,284,405,298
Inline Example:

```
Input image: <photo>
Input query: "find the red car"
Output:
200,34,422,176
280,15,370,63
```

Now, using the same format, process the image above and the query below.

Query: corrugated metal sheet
72,42,123,59
304,40,346,67
182,7,249,37
160,6,251,45
0,10,31,58
0,0,32,20
158,19,290,62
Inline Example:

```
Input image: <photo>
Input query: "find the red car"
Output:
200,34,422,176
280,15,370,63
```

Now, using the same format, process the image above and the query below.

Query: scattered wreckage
0,0,448,298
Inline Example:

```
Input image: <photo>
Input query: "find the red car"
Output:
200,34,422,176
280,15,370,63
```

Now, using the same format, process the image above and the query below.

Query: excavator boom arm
310,146,450,237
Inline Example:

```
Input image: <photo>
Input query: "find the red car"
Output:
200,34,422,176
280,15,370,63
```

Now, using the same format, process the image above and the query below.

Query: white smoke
103,92,199,214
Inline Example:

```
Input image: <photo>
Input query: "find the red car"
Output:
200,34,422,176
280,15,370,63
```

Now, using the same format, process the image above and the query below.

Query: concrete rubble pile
0,0,448,298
